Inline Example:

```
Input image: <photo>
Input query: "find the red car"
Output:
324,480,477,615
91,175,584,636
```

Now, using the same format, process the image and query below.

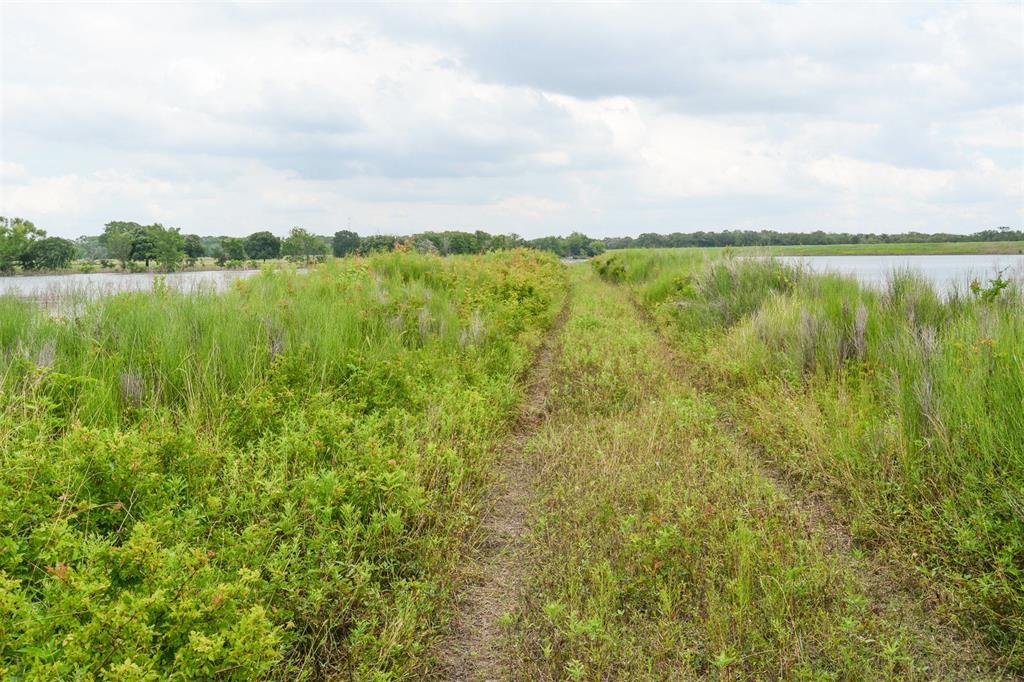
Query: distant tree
183,234,206,261
152,226,185,271
0,217,46,272
332,230,360,257
131,226,158,267
220,237,247,262
526,235,566,257
564,231,589,257
282,227,327,262
357,235,398,255
200,236,221,255
74,235,108,261
21,237,76,270
100,221,143,268
413,237,439,255
487,233,523,251
245,231,281,260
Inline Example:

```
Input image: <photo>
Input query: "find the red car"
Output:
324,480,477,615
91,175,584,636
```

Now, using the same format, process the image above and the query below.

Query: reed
595,248,1024,667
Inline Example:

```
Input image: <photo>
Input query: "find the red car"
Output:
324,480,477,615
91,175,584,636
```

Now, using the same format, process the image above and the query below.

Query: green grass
505,266,997,679
594,249,1024,671
737,241,1024,256
3,245,1019,679
0,250,566,679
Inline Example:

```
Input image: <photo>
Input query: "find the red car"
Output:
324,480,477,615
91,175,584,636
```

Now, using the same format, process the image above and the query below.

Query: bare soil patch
433,299,570,681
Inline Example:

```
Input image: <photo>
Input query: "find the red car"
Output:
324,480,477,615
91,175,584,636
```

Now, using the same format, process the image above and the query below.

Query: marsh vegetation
1,246,1020,679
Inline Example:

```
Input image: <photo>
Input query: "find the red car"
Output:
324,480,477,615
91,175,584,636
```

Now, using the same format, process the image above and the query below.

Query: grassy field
735,241,1024,256
504,266,999,679
594,249,1023,671
2,247,1019,679
0,250,565,678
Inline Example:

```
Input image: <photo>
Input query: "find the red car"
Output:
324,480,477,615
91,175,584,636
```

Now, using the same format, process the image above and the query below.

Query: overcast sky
2,2,1022,239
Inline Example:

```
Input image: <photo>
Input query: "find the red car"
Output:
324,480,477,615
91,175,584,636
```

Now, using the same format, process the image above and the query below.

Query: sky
1,2,1022,239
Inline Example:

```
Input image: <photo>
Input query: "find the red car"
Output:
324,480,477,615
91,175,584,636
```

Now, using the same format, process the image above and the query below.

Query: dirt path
632,298,1007,680
433,297,570,681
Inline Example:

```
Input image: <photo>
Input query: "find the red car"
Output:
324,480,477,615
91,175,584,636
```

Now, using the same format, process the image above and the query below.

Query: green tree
152,225,186,271
99,221,144,268
0,217,45,272
131,226,158,267
282,227,327,262
21,237,76,270
221,237,246,261
332,230,360,257
245,231,281,260
357,235,398,255
487,233,522,251
183,234,206,261
74,235,108,261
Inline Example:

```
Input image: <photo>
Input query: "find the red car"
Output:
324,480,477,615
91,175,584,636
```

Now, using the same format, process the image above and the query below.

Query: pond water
775,255,1024,295
0,269,261,301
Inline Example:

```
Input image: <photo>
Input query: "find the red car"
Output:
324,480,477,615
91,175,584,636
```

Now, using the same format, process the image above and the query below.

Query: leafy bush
0,250,565,678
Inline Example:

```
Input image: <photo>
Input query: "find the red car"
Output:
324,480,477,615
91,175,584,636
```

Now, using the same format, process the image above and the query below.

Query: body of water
0,269,261,301
776,254,1024,294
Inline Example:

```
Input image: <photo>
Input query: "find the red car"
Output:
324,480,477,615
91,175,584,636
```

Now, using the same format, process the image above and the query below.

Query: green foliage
74,235,108,261
0,217,46,272
100,221,141,268
970,271,1010,302
597,249,1024,668
183,234,206,260
357,235,399,256
215,237,246,266
20,237,76,270
130,226,158,266
281,227,327,262
152,225,186,272
332,230,359,257
244,231,280,261
527,231,604,258
100,221,188,270
603,228,1024,251
0,250,565,678
509,268,967,679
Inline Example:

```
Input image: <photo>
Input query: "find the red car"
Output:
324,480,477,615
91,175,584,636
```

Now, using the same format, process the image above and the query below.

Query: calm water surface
0,269,261,300
776,255,1024,294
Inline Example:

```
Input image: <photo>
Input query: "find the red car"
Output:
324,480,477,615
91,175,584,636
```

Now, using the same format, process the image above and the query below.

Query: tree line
1,217,607,273
0,217,77,273
602,227,1022,249
1,214,1019,274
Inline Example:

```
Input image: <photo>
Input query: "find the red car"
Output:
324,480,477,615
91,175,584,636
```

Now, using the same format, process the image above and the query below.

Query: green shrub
0,250,566,678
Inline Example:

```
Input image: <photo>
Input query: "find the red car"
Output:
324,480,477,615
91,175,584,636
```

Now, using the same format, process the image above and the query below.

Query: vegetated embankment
494,264,1004,680
593,248,1023,674
0,250,565,679
434,285,569,680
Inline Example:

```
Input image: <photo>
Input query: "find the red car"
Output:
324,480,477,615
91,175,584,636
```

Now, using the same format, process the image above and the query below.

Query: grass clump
595,248,1024,670
506,267,991,680
0,249,565,679
507,264,995,675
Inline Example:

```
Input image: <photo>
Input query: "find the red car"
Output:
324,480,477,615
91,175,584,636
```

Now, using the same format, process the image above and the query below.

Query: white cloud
0,2,1020,238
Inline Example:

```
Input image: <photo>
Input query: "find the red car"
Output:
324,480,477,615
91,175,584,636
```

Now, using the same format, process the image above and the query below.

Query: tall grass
509,266,992,679
0,250,565,679
595,249,1024,668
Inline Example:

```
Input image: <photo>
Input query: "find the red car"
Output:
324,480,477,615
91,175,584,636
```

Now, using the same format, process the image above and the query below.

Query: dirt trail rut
434,298,570,681
631,297,1008,680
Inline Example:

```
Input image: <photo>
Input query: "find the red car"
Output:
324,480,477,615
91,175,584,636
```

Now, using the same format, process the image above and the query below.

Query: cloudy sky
1,2,1021,239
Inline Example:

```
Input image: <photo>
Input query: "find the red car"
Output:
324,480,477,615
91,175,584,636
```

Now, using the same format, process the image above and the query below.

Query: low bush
0,250,565,678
